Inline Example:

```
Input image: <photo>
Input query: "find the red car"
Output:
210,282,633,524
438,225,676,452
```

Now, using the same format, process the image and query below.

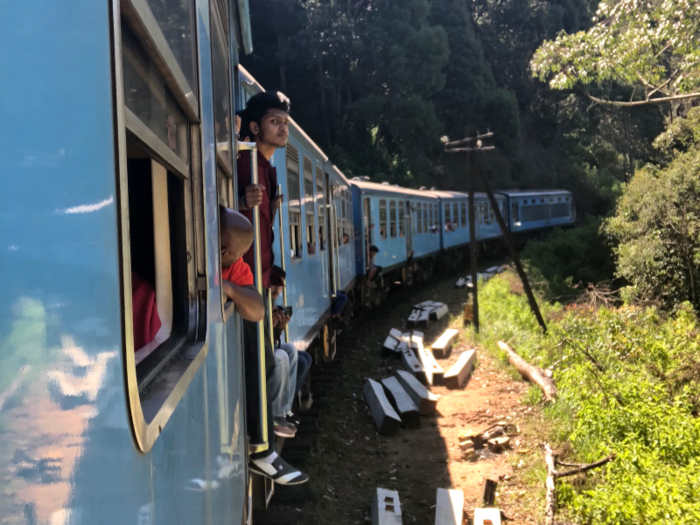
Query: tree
532,0,700,107
605,121,700,308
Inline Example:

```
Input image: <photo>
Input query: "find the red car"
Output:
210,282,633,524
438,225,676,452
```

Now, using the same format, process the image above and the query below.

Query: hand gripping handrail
238,141,268,454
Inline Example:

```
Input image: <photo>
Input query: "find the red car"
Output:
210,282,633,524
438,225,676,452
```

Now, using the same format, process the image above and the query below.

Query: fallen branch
555,453,616,478
544,443,616,525
545,443,557,525
498,340,557,402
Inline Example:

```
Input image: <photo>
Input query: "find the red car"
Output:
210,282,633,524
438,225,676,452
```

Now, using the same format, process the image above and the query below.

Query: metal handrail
239,141,268,454
277,184,289,342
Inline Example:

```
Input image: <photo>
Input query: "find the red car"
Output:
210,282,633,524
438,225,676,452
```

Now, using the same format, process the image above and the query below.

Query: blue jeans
295,350,312,396
331,292,348,317
270,348,295,418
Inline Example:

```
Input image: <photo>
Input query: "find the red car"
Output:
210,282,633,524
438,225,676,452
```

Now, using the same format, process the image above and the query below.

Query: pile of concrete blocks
407,301,449,328
363,369,438,436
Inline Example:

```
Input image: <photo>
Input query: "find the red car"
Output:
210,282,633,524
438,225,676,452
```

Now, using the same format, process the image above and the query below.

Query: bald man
220,207,264,322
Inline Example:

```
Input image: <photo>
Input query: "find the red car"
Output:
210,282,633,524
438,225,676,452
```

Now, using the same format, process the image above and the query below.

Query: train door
325,172,338,294
363,197,372,269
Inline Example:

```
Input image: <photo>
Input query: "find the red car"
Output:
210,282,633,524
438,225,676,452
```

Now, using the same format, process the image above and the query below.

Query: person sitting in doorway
342,233,350,245
366,245,383,290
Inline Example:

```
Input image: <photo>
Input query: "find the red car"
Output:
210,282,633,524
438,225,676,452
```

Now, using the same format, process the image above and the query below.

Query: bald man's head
220,206,254,269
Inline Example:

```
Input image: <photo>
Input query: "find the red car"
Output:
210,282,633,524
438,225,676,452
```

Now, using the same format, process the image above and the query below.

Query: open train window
316,166,326,250
512,203,519,224
460,202,467,227
345,192,353,240
417,202,423,233
399,201,406,237
433,204,438,231
379,199,388,239
444,203,451,230
488,204,495,224
116,3,207,453
452,203,459,228
287,146,303,259
389,201,397,238
303,157,316,255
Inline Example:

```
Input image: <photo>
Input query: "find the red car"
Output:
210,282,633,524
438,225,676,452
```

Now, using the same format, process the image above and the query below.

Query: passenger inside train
131,272,161,350
366,245,382,289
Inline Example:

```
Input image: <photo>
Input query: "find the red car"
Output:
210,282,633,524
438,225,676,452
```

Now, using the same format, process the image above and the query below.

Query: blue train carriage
496,190,576,234
351,179,441,297
238,66,354,362
1,1,256,524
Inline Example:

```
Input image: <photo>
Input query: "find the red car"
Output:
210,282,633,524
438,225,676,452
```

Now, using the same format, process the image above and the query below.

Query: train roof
350,179,440,199
428,189,504,201
496,189,571,198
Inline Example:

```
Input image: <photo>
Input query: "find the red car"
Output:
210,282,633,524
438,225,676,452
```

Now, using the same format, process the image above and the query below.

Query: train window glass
512,203,519,223
489,204,495,224
399,201,406,237
460,202,467,227
452,203,459,227
389,200,397,238
342,192,348,240
444,203,451,228
303,157,316,255
347,193,353,239
211,3,232,172
217,167,233,207
423,203,427,232
557,197,562,202
122,23,190,168
144,0,197,96
541,198,545,203
287,146,303,259
379,199,388,239
433,204,438,231
417,202,423,233
316,167,326,250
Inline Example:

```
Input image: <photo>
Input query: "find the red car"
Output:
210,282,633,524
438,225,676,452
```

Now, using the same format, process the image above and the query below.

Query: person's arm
222,281,264,322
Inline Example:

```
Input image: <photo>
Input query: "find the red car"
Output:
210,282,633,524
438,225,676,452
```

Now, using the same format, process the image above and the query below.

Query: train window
399,201,406,237
287,146,303,259
417,202,423,233
433,204,438,231
489,204,495,224
211,2,233,173
422,203,427,233
512,203,519,223
460,202,467,227
142,0,198,98
118,1,210,453
390,200,397,238
444,203,451,229
541,198,545,203
122,23,190,167
304,157,316,255
452,203,459,228
379,199,388,239
316,167,326,250
557,197,562,202
346,193,353,239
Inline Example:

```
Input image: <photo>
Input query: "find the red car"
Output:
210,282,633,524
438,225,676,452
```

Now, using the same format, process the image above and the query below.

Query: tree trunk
498,341,556,402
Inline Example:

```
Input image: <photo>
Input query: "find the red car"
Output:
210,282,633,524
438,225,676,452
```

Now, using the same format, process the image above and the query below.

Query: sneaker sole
248,465,309,485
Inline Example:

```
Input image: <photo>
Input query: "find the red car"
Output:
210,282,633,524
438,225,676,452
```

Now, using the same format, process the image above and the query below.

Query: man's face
252,109,289,148
270,284,283,300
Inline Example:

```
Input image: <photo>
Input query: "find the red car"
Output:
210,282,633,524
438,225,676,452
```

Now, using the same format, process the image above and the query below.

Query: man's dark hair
271,265,286,280
244,91,290,127
369,245,379,253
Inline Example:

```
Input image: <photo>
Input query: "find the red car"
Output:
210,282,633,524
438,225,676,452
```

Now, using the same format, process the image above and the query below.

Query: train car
1,1,258,524
496,190,576,234
237,66,356,359
351,179,441,291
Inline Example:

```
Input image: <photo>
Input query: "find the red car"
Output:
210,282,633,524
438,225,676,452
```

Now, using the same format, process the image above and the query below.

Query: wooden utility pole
443,130,547,334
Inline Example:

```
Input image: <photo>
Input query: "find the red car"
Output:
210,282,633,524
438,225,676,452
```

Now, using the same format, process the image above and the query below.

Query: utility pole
443,130,547,334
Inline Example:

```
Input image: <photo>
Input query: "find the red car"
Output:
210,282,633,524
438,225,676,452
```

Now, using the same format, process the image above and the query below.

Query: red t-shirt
131,272,161,350
237,150,277,288
222,258,254,287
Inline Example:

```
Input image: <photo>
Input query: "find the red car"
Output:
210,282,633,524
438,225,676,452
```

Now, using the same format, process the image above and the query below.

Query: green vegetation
522,218,615,300
474,273,700,523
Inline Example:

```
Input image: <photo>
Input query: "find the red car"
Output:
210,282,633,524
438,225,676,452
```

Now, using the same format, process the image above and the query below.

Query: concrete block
394,370,438,416
381,376,420,429
473,508,501,525
407,309,421,328
429,303,449,321
444,349,476,390
417,346,444,386
431,328,459,359
383,335,400,352
372,488,403,525
364,379,401,436
415,301,435,309
434,488,464,525
417,309,430,328
401,348,426,384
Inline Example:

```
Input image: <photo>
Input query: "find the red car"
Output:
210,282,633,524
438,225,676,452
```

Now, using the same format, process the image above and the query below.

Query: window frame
114,2,209,454
287,145,303,261
316,166,326,251
389,200,397,238
379,199,388,239
303,156,317,256
399,201,405,237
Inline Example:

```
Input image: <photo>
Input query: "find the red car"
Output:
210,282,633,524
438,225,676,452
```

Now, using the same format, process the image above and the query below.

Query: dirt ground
256,272,547,525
